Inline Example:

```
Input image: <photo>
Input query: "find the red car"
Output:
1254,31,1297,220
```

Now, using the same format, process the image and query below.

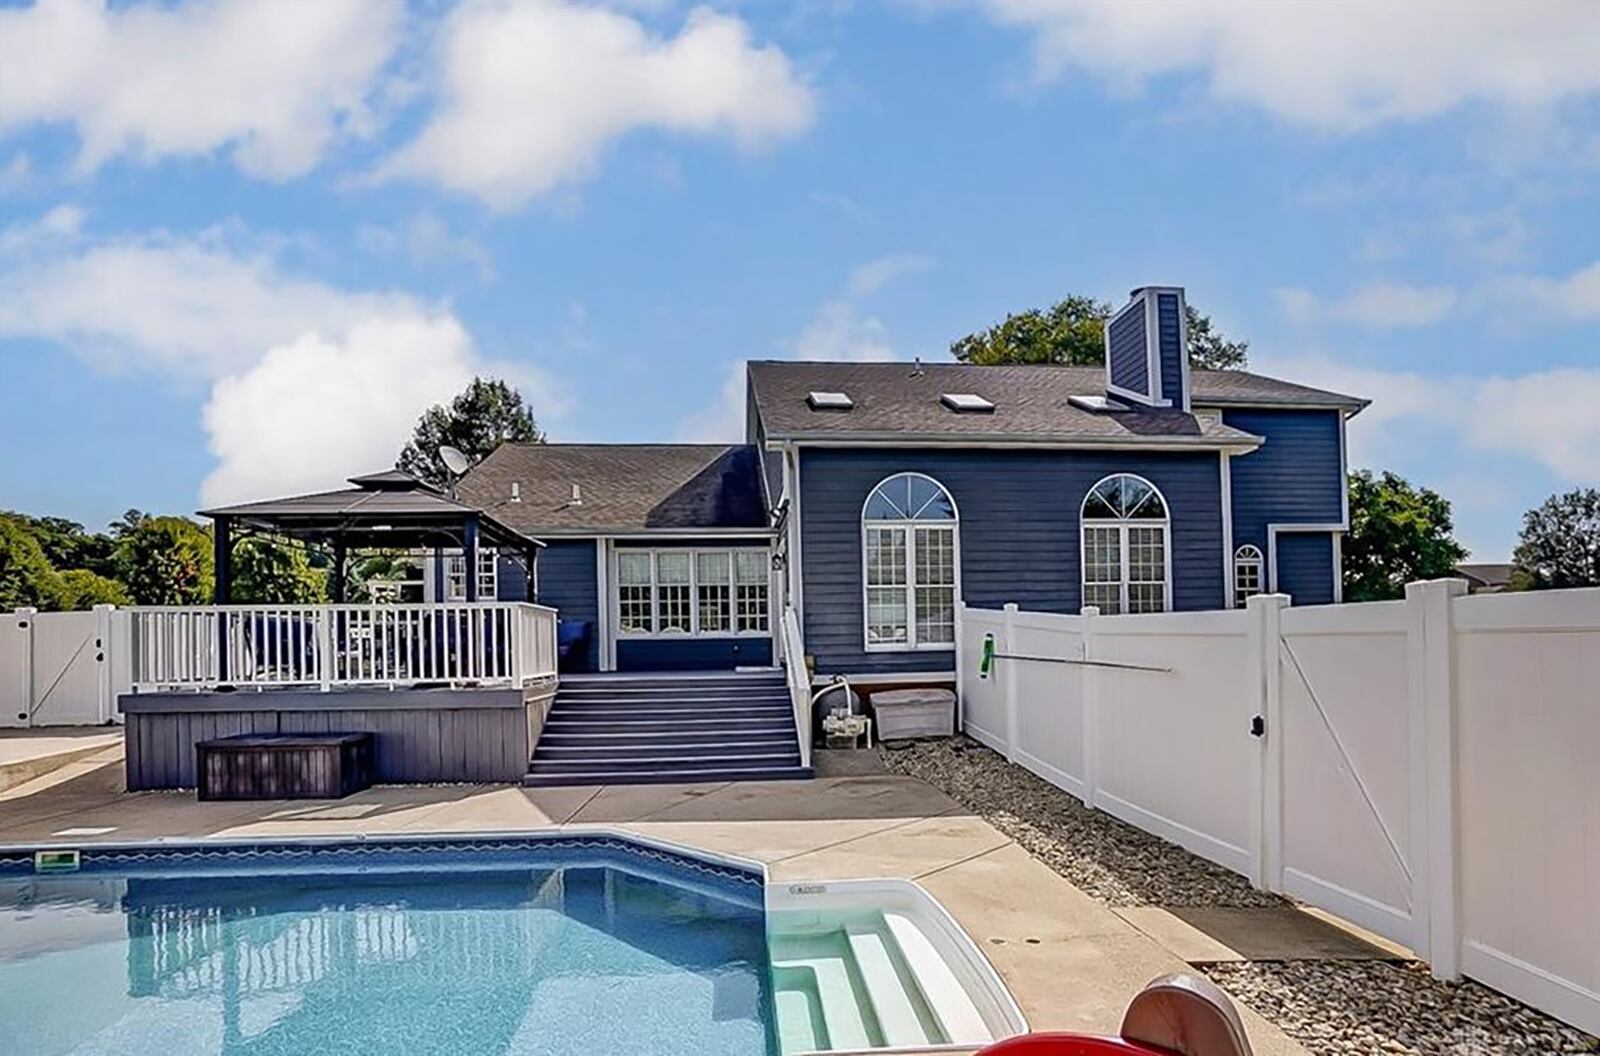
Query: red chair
974,974,1254,1056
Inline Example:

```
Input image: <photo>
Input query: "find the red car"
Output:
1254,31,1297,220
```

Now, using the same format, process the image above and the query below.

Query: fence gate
1,607,121,727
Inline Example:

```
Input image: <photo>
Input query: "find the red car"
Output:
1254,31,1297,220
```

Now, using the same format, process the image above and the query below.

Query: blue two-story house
459,285,1366,694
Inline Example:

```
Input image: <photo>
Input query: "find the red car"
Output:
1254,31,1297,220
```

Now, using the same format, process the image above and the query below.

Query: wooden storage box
196,733,374,801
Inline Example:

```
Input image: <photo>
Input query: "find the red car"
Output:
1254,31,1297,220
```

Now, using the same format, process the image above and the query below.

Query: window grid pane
913,526,956,644
655,552,692,633
867,588,908,644
697,553,731,633
736,582,769,633
617,552,653,634
1234,549,1263,608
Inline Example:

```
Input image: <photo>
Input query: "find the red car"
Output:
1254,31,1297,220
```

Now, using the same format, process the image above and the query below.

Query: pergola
199,470,543,604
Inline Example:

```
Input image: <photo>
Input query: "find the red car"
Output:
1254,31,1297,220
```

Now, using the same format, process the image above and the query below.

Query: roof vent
807,391,854,411
1069,394,1130,413
566,483,583,507
910,356,925,378
509,482,521,503
940,392,995,413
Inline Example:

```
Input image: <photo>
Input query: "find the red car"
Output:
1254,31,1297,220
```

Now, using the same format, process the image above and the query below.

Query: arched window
862,473,959,649
1081,474,1170,615
1234,545,1264,608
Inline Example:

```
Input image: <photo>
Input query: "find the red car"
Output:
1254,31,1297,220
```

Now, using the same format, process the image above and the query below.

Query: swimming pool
0,833,1023,1056
0,834,774,1056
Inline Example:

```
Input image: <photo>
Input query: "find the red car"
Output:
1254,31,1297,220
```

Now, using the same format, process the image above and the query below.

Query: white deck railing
127,602,558,692
780,605,811,769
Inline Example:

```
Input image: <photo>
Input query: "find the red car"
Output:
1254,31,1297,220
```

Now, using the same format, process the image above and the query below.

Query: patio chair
974,973,1253,1056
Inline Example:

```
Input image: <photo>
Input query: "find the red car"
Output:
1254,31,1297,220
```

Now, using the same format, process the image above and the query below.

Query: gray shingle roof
200,473,539,550
458,444,771,536
748,361,1366,444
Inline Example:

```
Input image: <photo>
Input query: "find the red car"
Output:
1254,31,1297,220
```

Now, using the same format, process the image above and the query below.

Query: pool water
0,839,774,1056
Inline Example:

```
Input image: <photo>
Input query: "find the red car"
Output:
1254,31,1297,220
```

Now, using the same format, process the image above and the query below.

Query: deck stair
523,671,811,787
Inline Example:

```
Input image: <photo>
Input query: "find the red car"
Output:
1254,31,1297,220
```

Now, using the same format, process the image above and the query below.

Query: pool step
525,670,810,787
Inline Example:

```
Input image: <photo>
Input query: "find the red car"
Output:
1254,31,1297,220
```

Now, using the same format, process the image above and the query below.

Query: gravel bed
884,736,1599,1056
878,735,1281,907
1205,961,1599,1055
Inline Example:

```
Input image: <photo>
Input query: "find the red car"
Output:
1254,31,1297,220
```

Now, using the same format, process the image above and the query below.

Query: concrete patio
0,739,1342,1055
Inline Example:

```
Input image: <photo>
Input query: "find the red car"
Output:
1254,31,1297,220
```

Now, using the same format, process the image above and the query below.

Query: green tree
1512,488,1600,589
348,550,420,602
113,514,214,605
951,296,1248,371
397,377,544,488
1343,469,1469,601
3,513,117,578
231,536,327,604
55,568,131,609
0,517,65,609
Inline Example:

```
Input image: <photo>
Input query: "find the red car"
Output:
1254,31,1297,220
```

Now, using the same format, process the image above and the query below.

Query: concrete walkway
0,727,123,794
0,746,1311,1055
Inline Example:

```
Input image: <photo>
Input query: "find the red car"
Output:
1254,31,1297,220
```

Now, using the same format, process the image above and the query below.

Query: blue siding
496,554,530,600
1277,532,1336,606
1223,408,1344,603
799,448,1224,676
617,637,772,672
1107,303,1149,397
537,540,600,672
1156,292,1185,408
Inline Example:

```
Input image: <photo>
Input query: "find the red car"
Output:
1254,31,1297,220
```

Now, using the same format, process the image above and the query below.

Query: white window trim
1079,473,1173,615
860,472,962,653
612,546,772,640
444,547,498,601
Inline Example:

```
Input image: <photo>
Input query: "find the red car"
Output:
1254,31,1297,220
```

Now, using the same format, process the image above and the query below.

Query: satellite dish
439,445,472,477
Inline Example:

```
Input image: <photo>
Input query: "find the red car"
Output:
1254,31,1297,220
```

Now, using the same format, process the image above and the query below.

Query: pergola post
213,516,233,604
331,540,347,604
213,515,232,681
464,515,480,602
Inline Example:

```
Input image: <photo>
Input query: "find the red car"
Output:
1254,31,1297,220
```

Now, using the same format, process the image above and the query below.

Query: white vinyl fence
0,606,128,727
2,602,560,727
961,581,1600,1037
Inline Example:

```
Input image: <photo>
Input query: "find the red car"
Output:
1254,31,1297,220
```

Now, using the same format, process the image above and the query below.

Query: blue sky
2,0,1599,560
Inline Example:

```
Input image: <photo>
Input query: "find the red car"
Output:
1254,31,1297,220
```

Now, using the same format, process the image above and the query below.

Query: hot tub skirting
119,686,549,790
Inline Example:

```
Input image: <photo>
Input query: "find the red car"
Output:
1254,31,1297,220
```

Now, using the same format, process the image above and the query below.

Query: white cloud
1467,369,1600,482
1276,282,1457,329
1253,352,1600,484
356,212,496,282
677,253,926,441
378,1,813,209
1506,260,1600,320
0,207,564,504
0,202,84,256
199,315,483,506
0,226,413,377
981,0,1600,132
0,0,400,179
846,253,933,298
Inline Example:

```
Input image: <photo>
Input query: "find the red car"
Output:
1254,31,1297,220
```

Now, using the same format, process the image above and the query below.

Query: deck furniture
196,732,374,801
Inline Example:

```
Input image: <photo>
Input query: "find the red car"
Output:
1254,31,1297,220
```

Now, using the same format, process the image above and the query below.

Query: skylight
1069,394,1130,413
940,393,995,413
807,391,853,410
